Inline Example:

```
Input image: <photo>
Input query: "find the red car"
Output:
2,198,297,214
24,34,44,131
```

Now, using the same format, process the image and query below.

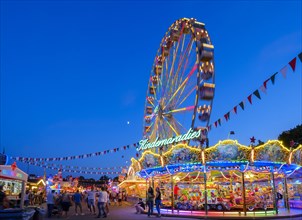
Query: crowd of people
1,184,163,218
45,186,128,218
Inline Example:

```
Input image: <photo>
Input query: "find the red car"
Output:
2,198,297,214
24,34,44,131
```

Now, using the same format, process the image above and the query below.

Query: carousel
127,140,302,215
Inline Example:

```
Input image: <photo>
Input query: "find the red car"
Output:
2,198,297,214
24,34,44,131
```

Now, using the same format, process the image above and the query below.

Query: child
134,198,145,214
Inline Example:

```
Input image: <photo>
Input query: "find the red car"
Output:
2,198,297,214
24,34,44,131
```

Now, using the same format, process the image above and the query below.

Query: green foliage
278,124,302,149
78,176,85,180
99,175,109,181
113,176,119,182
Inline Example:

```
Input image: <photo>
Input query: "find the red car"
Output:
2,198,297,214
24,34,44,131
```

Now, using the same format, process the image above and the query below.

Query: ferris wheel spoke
172,118,187,134
163,63,198,110
175,79,198,107
181,34,186,53
162,117,180,136
165,34,185,100
164,105,195,115
162,43,177,102
172,38,194,102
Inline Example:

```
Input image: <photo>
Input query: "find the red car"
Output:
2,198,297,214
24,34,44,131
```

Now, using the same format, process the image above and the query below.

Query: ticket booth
0,163,28,208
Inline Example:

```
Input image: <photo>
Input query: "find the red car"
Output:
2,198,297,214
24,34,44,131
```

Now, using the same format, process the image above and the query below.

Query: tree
278,124,302,149
113,176,119,182
99,175,109,182
78,176,85,181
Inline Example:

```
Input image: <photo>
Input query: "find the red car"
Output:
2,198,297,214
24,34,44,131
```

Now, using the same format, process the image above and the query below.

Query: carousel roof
128,140,302,179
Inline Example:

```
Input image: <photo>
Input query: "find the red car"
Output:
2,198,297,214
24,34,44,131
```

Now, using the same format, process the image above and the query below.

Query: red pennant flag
263,79,270,89
289,57,296,71
233,106,237,114
224,112,230,121
214,121,218,127
247,94,253,104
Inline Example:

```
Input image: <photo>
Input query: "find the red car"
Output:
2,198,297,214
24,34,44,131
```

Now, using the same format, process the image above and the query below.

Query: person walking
73,190,84,216
0,185,9,210
146,186,154,217
87,187,96,215
105,189,110,215
111,191,117,206
61,191,72,218
24,190,30,207
155,187,162,217
46,190,55,218
118,192,123,206
96,187,107,218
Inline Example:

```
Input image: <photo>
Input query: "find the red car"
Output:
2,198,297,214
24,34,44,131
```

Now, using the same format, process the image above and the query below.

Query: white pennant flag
259,85,267,94
280,66,288,78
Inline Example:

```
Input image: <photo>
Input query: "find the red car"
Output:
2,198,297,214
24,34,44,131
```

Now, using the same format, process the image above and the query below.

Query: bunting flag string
207,52,301,130
16,159,127,171
17,160,125,175
10,141,140,163
10,52,302,162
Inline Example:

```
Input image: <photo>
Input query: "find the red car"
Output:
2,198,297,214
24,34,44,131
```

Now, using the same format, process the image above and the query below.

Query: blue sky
1,0,301,178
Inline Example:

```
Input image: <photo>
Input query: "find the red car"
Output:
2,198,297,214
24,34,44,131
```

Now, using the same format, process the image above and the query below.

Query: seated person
134,198,145,214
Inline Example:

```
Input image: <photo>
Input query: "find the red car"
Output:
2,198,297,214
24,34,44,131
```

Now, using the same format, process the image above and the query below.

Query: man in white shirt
87,187,96,214
46,190,55,218
97,187,108,218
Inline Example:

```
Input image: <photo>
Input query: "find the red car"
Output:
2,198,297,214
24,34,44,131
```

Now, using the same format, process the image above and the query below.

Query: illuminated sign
137,128,201,151
2,169,23,179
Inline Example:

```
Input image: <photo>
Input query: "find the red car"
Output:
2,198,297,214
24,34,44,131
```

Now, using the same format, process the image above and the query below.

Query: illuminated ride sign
137,128,201,151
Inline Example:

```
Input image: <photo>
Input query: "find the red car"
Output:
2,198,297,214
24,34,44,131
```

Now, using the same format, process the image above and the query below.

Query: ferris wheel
143,18,215,148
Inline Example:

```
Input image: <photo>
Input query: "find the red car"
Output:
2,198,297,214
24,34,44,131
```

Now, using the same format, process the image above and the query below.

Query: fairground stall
118,176,147,203
127,140,302,215
0,163,28,208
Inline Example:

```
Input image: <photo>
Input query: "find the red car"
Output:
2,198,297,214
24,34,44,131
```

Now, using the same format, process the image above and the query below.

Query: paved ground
41,201,302,220
43,201,191,220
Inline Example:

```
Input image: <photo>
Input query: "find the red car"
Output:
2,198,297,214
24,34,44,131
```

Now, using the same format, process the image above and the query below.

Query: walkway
42,201,302,220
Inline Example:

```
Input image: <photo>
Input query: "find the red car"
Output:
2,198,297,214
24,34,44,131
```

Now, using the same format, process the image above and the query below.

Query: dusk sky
1,1,301,178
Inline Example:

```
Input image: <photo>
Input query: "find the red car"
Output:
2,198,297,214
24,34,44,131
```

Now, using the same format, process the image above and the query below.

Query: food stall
0,163,28,208
0,163,38,220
